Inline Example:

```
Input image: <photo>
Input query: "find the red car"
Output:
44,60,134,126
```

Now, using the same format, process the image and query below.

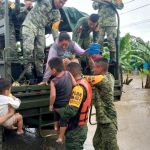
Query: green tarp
46,6,88,34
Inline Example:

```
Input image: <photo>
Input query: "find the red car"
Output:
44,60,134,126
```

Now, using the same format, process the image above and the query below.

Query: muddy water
3,75,150,150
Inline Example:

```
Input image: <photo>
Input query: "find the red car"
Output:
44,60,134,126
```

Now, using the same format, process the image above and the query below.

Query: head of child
48,57,64,76
93,58,109,75
66,62,82,79
0,78,12,96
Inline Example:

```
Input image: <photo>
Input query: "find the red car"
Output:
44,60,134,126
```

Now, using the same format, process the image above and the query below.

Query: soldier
0,0,17,59
86,57,119,150
92,0,124,60
72,14,100,50
55,62,93,150
21,0,67,78
12,0,33,41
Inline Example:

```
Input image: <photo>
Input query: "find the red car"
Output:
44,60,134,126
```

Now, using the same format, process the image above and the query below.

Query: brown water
3,75,150,150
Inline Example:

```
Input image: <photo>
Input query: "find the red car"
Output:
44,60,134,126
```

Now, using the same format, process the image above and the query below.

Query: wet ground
3,75,150,150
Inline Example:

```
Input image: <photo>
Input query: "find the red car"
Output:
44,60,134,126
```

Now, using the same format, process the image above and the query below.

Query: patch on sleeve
68,85,84,108
84,75,104,85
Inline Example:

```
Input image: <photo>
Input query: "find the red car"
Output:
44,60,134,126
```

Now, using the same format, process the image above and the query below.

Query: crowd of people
0,0,124,149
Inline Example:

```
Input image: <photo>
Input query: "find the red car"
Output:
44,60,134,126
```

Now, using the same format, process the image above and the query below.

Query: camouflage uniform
13,5,33,41
22,0,61,76
0,1,17,60
72,16,100,74
72,16,100,49
59,83,89,150
92,73,119,150
93,0,124,59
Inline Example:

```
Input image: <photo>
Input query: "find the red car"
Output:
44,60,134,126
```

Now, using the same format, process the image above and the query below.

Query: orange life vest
77,78,92,126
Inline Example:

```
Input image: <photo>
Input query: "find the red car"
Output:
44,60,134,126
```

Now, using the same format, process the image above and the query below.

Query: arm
93,90,112,124
93,30,100,43
0,107,14,124
56,85,84,120
51,10,61,41
84,75,104,86
73,42,85,55
50,81,56,106
72,18,84,43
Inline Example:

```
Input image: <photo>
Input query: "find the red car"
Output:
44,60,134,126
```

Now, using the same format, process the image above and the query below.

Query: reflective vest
67,78,92,130
77,78,92,126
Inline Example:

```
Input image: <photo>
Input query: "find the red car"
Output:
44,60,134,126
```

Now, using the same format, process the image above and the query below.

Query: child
48,57,76,144
0,78,24,135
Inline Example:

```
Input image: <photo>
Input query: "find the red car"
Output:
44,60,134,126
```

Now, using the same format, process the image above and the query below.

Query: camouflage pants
77,37,91,50
22,25,45,75
65,124,88,150
93,123,119,150
0,25,17,60
99,26,117,52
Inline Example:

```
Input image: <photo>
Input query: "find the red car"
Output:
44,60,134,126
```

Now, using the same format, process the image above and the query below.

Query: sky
19,0,150,42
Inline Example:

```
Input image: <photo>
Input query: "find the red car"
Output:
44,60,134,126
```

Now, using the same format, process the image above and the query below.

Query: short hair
89,14,100,23
67,62,82,75
48,57,64,72
58,31,71,42
0,78,11,94
94,57,109,72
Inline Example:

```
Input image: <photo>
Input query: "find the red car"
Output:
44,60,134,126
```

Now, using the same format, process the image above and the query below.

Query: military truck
0,0,122,148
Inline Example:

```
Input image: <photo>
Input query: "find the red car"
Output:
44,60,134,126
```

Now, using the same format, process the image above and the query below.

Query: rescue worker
12,0,33,41
55,62,93,149
0,0,17,59
21,0,67,78
85,57,119,150
72,14,100,75
72,13,100,49
92,0,124,60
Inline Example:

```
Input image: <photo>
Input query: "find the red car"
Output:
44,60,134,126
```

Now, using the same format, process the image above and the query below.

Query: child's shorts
2,114,17,127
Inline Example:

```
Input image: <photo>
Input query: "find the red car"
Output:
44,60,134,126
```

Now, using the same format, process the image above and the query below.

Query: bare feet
17,129,24,135
56,138,63,144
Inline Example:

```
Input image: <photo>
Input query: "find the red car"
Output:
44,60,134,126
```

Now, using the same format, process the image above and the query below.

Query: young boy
48,57,76,144
0,78,24,135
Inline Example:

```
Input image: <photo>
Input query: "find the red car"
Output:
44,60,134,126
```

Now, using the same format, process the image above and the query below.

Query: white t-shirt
0,95,21,116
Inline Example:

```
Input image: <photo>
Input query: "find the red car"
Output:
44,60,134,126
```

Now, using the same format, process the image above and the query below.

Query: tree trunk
145,74,150,88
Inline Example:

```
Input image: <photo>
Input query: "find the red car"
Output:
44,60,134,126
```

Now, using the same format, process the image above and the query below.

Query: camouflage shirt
72,16,100,43
93,0,124,26
22,0,61,28
93,73,117,124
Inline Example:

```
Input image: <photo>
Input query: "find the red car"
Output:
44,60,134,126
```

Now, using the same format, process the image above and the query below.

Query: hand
38,81,48,86
63,58,71,68
49,105,54,111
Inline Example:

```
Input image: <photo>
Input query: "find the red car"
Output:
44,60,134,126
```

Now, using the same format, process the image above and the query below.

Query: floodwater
3,75,150,150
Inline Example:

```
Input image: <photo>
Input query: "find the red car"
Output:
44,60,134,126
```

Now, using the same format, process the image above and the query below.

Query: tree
120,33,150,88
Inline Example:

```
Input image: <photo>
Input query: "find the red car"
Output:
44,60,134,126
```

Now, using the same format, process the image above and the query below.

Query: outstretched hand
38,81,48,86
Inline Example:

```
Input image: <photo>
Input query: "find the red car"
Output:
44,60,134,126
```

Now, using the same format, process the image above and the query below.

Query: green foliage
120,33,150,72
